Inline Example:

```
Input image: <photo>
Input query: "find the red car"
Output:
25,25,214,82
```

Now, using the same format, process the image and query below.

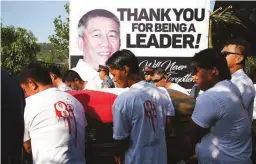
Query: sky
1,0,215,43
1,0,68,43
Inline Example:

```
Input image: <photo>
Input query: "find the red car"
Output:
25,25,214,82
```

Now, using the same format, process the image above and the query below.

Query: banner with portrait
69,0,210,88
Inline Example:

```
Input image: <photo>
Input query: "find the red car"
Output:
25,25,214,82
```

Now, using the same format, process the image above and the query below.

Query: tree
1,25,40,75
209,5,246,48
245,56,256,74
48,3,69,63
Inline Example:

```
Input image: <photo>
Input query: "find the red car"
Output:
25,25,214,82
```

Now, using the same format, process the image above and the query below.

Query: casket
166,89,196,163
68,90,119,164
68,89,196,164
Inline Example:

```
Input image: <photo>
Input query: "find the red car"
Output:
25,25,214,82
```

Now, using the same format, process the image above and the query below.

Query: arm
112,97,130,156
24,140,32,154
165,91,176,136
103,85,110,88
23,105,32,154
189,94,219,146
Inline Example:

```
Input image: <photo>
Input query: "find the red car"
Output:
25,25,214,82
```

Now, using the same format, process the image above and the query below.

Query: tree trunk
208,19,213,48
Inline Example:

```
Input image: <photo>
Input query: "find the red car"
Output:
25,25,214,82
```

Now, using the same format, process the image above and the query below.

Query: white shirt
72,59,102,89
24,88,87,164
231,69,255,122
169,83,189,95
113,81,175,164
192,80,252,163
58,82,72,91
253,84,256,120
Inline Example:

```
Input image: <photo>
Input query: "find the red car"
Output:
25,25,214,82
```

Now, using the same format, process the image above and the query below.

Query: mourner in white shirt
72,9,121,88
48,65,71,91
63,70,98,90
106,49,175,164
222,39,255,122
152,67,189,95
189,48,252,164
19,63,87,164
248,66,256,120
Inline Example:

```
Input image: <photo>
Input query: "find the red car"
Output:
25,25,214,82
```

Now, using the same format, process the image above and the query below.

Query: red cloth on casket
67,90,117,123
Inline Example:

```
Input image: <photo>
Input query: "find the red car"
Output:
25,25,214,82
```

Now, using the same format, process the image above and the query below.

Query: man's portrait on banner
73,9,121,86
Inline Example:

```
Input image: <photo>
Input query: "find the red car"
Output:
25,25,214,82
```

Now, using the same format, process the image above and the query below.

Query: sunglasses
191,67,198,75
221,51,241,57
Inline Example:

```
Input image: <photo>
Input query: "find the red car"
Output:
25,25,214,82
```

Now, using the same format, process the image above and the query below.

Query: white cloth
93,88,129,95
169,83,189,95
192,80,252,164
72,59,102,89
84,80,100,90
58,82,72,91
113,81,174,164
24,88,87,164
231,69,255,122
253,84,256,120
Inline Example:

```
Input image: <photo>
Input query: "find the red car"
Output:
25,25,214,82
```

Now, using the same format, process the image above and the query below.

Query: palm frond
210,6,247,28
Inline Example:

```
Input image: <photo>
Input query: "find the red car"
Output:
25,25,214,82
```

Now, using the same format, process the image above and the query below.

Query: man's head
63,70,85,90
222,38,250,73
48,65,62,86
18,63,53,96
191,48,231,91
78,9,121,69
151,67,168,87
97,65,109,80
106,49,140,88
142,66,154,82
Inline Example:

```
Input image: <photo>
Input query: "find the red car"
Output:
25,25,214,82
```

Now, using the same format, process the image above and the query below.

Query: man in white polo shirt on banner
73,9,121,89
19,63,87,164
106,49,175,164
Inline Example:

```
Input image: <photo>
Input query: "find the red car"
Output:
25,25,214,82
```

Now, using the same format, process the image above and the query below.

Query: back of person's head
48,65,62,78
223,38,250,67
191,48,231,81
78,9,120,38
106,49,140,75
18,63,52,85
154,67,167,76
63,70,83,82
2,70,25,164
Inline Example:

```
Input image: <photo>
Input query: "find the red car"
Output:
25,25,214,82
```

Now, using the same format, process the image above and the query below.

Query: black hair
106,49,140,75
103,70,110,76
63,70,83,82
17,63,52,85
48,65,62,78
154,67,167,75
78,9,120,38
191,48,231,81
223,38,251,67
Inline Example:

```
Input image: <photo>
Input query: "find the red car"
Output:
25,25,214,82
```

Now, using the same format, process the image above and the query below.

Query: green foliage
209,5,246,48
37,61,69,76
36,43,61,63
48,3,69,64
245,56,256,74
1,25,40,75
